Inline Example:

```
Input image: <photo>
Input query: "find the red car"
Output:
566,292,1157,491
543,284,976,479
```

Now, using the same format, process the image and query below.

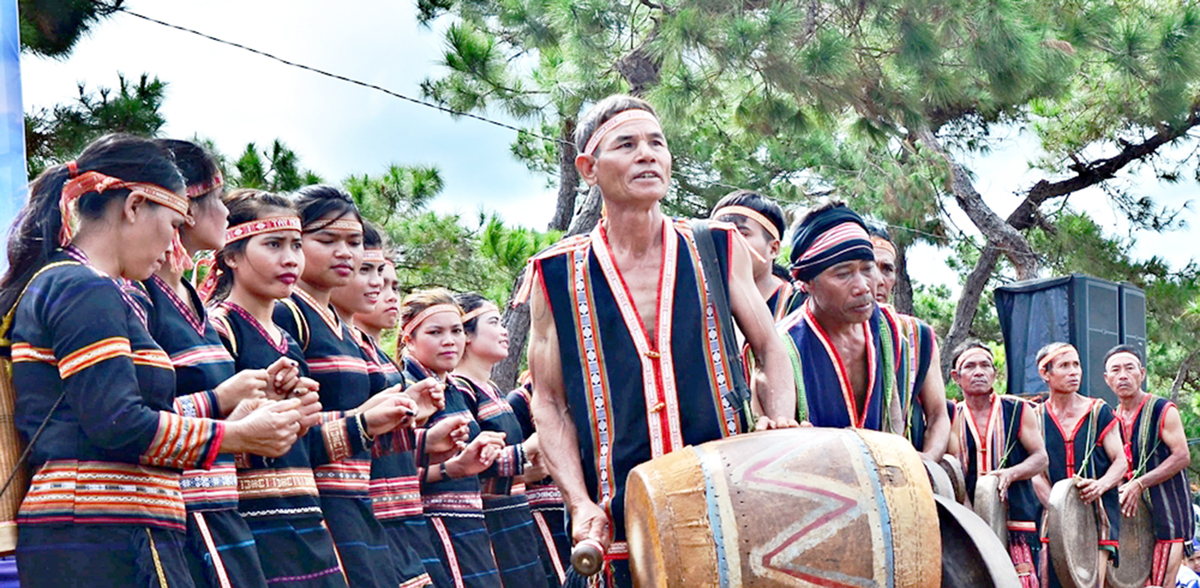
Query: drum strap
690,220,753,430
1132,396,1163,479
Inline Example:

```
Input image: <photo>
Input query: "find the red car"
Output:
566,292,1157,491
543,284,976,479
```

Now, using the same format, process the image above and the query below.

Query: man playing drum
776,202,950,460
1034,342,1127,588
526,94,798,587
1106,345,1193,587
947,340,1048,587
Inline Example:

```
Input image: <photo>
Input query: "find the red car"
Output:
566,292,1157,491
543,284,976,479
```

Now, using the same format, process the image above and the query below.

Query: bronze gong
973,473,1008,547
1105,496,1152,588
1048,478,1099,588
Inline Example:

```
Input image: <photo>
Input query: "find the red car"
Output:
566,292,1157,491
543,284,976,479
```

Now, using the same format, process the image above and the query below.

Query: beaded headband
362,249,387,263
186,172,224,198
303,218,363,234
715,205,782,241
225,216,302,244
461,302,500,325
583,109,660,156
871,236,897,258
401,303,461,341
59,170,190,247
1038,344,1077,372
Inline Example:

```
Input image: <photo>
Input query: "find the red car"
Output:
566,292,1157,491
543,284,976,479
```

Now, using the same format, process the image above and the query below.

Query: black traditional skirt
320,496,399,588
184,509,268,588
17,523,194,588
483,494,550,587
380,518,433,587
245,515,347,587
424,510,501,588
527,484,569,586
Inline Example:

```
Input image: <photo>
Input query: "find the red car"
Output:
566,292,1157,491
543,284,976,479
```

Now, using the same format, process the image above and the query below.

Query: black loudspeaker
994,275,1146,406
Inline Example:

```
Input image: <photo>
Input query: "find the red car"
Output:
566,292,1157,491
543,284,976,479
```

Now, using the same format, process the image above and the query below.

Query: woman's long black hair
0,134,184,316
293,184,362,231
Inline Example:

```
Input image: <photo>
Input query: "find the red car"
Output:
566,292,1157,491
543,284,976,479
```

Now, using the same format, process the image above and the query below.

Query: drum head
936,493,1022,587
1106,497,1153,588
940,455,969,504
973,474,1008,547
925,458,956,501
1048,478,1099,588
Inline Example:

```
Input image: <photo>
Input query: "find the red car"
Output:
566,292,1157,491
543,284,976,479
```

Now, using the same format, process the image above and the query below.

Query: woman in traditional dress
451,292,553,587
273,185,419,588
206,189,417,587
400,289,507,587
505,373,570,586
139,139,282,588
1,135,305,587
330,221,460,588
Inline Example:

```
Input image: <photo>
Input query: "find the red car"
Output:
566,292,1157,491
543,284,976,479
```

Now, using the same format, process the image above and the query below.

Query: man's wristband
440,461,451,480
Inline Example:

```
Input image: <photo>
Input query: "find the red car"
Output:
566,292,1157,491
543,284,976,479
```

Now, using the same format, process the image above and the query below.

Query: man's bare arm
527,276,611,549
1008,401,1049,482
1120,404,1190,515
946,406,962,458
1079,420,1128,503
726,232,796,426
917,339,950,460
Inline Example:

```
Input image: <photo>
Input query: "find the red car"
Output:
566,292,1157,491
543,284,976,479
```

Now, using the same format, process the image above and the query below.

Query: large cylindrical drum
625,428,941,587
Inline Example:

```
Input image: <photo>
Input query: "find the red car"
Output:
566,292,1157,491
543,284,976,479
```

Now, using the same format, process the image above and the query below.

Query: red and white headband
1038,344,1077,372
714,205,781,241
461,302,500,325
186,172,224,198
225,216,302,244
401,303,461,341
59,169,190,247
583,109,660,156
363,249,387,263
304,218,363,234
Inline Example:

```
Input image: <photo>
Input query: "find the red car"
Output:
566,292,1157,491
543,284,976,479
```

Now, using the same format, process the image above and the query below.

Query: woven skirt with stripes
380,518,433,587
244,515,347,587
526,485,569,586
483,494,551,588
424,511,501,588
320,496,399,588
17,523,195,588
184,509,268,588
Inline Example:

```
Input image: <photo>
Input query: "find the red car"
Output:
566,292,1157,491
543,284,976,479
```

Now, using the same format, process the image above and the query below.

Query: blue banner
0,0,26,268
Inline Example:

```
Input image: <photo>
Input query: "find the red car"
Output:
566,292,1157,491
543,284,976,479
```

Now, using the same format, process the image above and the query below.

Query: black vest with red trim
533,218,743,541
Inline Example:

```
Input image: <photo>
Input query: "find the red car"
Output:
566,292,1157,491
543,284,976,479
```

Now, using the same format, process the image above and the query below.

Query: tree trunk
548,117,579,232
916,128,1039,281
566,185,604,236
941,244,1002,381
491,270,531,391
1170,348,1200,404
491,185,605,390
893,241,915,316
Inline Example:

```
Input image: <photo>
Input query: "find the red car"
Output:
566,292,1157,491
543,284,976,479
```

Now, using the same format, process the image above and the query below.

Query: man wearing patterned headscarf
777,201,950,460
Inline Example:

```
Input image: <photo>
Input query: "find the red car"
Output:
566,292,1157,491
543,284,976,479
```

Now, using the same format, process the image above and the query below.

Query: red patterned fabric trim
142,411,223,471
19,460,186,530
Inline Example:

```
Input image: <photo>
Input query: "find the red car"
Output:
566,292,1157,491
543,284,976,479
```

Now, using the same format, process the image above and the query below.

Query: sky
18,1,1200,292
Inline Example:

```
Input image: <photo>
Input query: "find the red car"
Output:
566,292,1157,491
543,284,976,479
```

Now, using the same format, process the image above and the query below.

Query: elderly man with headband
946,340,1048,586
776,201,950,459
1105,344,1193,587
1031,342,1126,588
524,94,797,587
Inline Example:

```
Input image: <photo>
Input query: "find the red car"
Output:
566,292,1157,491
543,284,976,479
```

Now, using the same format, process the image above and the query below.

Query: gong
1105,496,1153,588
973,473,1008,547
1048,478,1099,588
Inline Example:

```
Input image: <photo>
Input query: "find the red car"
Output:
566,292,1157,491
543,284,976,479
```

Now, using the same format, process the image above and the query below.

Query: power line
111,4,1040,260
112,5,571,148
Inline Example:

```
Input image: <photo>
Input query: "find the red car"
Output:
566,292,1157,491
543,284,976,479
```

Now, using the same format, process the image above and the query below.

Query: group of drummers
0,92,1193,588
